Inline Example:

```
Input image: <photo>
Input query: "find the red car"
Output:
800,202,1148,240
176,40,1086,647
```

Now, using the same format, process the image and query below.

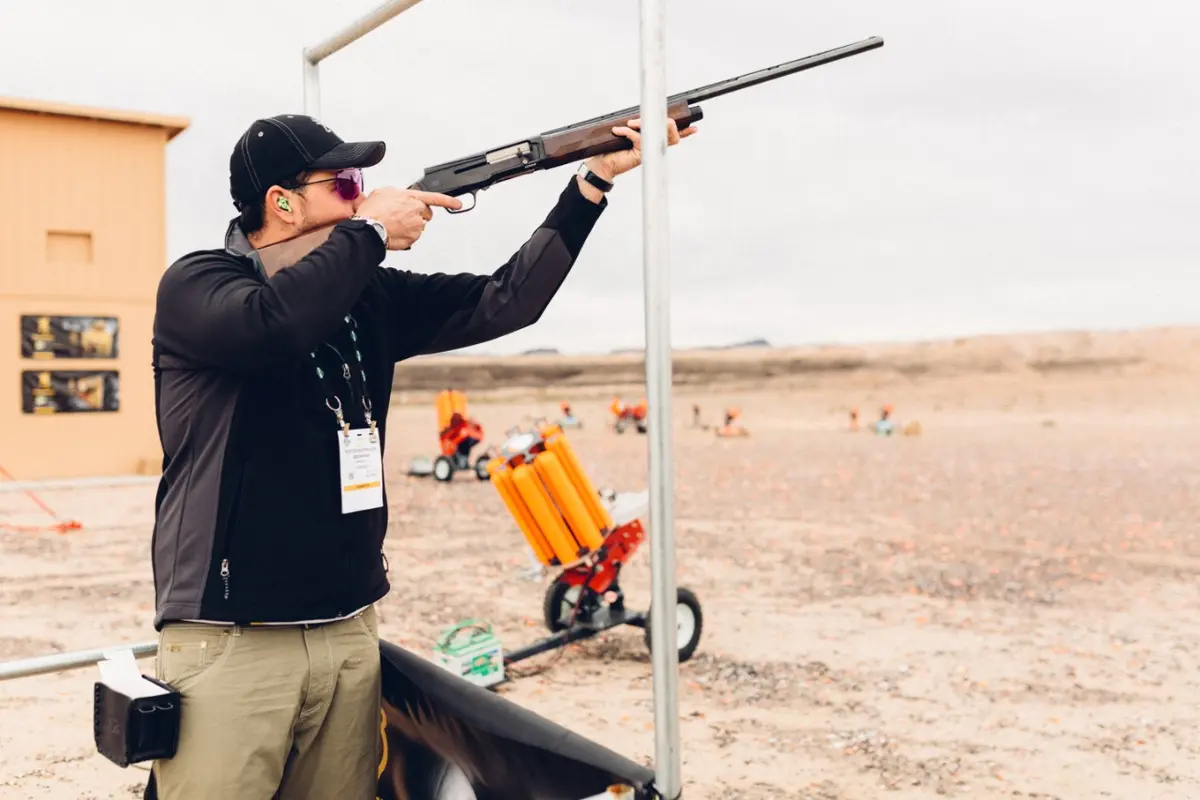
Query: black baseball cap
229,114,386,210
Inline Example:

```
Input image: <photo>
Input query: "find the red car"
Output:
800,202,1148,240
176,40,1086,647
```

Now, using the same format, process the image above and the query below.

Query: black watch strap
577,164,614,193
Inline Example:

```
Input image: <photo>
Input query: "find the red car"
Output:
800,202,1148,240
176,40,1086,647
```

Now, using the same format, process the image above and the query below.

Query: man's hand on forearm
575,116,698,204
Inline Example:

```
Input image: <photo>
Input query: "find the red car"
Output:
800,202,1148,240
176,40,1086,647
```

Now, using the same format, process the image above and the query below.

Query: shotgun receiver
409,36,883,211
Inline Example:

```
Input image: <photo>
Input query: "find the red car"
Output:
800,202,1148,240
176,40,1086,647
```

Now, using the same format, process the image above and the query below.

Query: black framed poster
20,315,119,359
21,370,120,414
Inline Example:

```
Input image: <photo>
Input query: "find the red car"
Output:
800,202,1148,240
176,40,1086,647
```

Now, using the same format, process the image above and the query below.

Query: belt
182,606,369,630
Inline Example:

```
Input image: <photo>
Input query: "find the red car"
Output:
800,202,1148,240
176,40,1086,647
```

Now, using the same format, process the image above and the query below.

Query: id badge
337,428,384,514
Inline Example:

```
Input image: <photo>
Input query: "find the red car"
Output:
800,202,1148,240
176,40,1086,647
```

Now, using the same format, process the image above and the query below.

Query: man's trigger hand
355,188,463,251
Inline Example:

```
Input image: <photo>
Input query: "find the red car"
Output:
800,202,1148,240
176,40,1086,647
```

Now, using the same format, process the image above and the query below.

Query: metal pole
303,57,321,117
302,0,427,115
303,0,427,64
637,0,681,798
0,641,157,682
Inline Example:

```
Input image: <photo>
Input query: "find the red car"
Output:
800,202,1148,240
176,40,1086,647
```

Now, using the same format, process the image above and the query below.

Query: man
148,111,695,799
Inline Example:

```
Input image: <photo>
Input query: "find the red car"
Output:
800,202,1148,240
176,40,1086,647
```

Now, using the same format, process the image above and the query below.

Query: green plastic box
433,619,505,688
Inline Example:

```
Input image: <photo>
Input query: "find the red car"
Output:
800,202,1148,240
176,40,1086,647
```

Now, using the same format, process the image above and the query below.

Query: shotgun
410,36,883,211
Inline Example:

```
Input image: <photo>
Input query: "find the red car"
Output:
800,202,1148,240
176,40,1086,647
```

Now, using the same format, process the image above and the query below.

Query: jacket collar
224,217,265,277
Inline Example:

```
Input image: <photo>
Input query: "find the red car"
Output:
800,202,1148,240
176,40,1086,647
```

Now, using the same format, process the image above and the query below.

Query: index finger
408,190,463,210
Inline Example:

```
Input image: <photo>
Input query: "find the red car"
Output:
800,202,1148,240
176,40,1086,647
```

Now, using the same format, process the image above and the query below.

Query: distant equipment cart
408,389,494,481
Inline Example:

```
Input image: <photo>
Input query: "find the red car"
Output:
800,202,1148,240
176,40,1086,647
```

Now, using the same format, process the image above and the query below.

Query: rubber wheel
643,587,703,663
615,418,628,434
542,580,582,633
474,455,491,481
433,456,454,482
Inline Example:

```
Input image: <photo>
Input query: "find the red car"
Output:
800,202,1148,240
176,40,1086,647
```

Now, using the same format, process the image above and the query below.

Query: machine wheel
643,587,703,663
474,455,491,481
543,580,583,632
615,417,629,434
432,456,454,482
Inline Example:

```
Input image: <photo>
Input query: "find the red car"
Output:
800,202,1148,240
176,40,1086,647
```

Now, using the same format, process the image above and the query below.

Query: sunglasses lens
334,169,363,201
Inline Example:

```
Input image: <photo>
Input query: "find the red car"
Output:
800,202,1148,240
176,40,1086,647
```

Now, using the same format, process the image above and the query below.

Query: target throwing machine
408,389,495,481
488,422,703,667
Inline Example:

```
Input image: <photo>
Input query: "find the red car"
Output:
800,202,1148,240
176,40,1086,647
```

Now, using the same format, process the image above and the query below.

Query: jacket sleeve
153,220,386,374
377,177,606,361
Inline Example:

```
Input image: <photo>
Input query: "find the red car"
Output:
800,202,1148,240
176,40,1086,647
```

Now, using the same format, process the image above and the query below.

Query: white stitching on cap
240,128,261,192
262,117,314,161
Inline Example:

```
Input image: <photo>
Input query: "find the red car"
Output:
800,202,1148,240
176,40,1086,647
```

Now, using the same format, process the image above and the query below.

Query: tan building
0,96,189,480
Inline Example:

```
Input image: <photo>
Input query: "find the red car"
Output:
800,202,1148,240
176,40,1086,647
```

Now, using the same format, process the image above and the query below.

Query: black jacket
150,178,606,629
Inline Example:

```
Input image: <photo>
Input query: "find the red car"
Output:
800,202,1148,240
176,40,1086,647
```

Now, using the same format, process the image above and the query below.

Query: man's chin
299,214,353,237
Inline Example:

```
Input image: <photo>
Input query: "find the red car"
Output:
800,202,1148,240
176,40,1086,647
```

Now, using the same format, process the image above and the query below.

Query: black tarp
143,640,657,799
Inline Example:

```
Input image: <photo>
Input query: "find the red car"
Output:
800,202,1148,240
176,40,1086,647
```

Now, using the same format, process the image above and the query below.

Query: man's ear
265,186,296,222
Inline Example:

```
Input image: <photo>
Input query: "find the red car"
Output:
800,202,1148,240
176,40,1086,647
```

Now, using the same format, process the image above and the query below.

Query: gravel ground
1,373,1198,799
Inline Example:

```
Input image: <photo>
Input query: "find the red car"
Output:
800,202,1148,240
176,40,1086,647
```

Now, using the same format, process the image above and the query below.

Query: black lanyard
310,314,375,436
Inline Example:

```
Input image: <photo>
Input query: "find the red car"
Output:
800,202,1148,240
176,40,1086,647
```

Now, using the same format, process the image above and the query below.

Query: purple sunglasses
293,168,363,201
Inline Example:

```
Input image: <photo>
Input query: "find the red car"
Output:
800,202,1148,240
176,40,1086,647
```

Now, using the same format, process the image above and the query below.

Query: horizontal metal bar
504,626,598,664
303,0,426,65
0,641,157,682
504,610,646,665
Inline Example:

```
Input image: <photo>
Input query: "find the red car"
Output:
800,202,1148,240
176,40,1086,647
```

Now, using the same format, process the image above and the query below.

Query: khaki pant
152,606,382,800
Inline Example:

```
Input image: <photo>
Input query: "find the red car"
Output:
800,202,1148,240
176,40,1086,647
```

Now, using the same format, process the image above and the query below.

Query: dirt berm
391,326,1195,402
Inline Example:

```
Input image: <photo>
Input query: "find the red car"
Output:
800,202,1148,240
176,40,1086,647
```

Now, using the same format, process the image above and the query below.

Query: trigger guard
447,192,477,214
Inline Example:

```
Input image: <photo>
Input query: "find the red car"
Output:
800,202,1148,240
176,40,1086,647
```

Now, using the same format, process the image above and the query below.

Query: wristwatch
350,215,388,249
576,163,614,193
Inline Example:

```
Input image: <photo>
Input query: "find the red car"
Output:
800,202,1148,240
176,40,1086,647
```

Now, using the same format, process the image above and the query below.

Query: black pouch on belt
93,675,181,767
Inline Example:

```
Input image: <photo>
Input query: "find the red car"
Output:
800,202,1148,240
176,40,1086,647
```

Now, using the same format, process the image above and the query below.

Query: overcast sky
2,0,1197,354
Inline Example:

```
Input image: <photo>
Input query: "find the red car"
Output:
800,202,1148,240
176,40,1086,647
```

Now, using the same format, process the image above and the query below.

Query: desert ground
2,326,1200,799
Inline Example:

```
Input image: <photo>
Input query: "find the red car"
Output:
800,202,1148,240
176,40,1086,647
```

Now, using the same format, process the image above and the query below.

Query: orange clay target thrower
427,389,494,482
609,396,648,434
489,421,703,667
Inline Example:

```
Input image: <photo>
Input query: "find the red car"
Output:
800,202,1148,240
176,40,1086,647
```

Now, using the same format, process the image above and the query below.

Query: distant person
716,406,749,437
875,404,895,436
443,410,481,459
559,400,581,427
147,112,695,799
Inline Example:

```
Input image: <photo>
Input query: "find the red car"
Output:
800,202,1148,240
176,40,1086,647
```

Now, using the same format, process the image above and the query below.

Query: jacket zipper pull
220,559,230,600
381,550,389,573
